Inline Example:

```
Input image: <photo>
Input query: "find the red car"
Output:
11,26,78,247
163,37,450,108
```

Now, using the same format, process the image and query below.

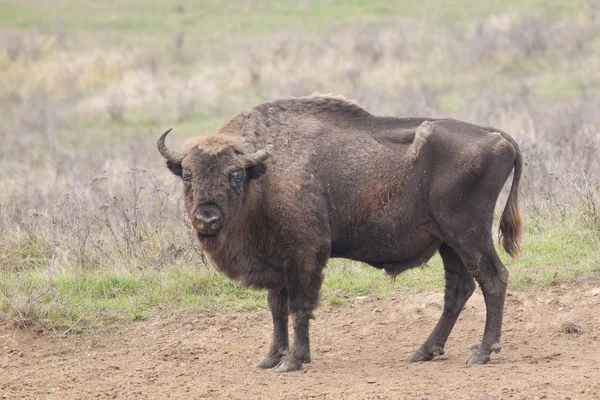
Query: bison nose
193,209,224,235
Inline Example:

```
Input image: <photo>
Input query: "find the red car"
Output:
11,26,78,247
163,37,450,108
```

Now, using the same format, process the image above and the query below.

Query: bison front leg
274,268,324,373
255,287,289,369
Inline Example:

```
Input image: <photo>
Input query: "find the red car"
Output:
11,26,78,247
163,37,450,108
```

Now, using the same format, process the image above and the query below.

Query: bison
157,94,522,372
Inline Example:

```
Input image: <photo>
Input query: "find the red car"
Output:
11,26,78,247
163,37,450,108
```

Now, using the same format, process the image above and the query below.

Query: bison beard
157,94,523,372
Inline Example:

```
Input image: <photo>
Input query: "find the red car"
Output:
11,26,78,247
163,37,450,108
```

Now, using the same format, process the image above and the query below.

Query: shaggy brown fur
182,134,249,155
158,94,523,373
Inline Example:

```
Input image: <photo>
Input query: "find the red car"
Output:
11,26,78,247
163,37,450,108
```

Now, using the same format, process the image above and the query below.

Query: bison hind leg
410,243,476,362
446,235,508,366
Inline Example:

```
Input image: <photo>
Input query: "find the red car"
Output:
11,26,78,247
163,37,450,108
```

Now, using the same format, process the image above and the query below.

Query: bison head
157,129,269,241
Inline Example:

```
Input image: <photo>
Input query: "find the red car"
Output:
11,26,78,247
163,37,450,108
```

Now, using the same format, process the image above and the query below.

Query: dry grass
0,2,599,330
560,321,585,336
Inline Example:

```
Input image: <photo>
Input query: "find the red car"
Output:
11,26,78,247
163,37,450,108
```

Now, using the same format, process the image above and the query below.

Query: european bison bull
157,94,522,372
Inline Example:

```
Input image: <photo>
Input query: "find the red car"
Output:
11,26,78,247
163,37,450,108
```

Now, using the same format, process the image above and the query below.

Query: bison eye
229,169,243,190
182,170,192,185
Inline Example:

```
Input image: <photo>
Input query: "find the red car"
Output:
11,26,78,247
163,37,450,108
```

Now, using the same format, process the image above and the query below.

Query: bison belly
331,219,441,275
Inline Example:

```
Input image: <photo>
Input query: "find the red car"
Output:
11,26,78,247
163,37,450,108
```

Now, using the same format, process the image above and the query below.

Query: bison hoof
466,351,490,366
274,360,302,373
410,346,444,362
255,354,284,369
467,342,501,366
491,342,502,353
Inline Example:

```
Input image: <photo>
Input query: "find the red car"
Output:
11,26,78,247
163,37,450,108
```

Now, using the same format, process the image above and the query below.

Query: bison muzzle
157,94,523,372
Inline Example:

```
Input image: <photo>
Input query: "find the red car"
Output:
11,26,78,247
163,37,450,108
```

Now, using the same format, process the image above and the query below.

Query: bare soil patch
2,280,600,399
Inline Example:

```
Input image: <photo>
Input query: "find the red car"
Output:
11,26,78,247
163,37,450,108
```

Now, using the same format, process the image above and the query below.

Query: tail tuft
498,132,523,258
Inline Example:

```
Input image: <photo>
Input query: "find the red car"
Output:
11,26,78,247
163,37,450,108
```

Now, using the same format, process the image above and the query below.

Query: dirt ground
2,279,600,400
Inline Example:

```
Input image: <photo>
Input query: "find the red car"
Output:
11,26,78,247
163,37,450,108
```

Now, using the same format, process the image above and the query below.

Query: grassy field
0,0,587,33
1,0,599,332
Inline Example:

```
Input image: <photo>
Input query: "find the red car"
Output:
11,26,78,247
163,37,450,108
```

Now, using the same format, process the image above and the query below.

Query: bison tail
498,132,523,258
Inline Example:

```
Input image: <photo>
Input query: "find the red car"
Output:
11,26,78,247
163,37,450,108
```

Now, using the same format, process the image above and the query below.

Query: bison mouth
196,231,217,238
196,231,219,241
195,230,221,251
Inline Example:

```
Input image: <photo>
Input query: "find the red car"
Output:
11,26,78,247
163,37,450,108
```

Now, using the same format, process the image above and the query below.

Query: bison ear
166,161,183,176
245,163,267,181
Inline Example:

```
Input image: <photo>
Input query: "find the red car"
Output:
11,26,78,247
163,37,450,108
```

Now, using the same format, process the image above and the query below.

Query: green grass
0,0,591,34
2,212,598,332
0,266,266,331
532,76,588,99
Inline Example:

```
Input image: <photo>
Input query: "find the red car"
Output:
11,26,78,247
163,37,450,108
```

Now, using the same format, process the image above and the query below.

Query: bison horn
242,148,271,168
157,128,185,164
